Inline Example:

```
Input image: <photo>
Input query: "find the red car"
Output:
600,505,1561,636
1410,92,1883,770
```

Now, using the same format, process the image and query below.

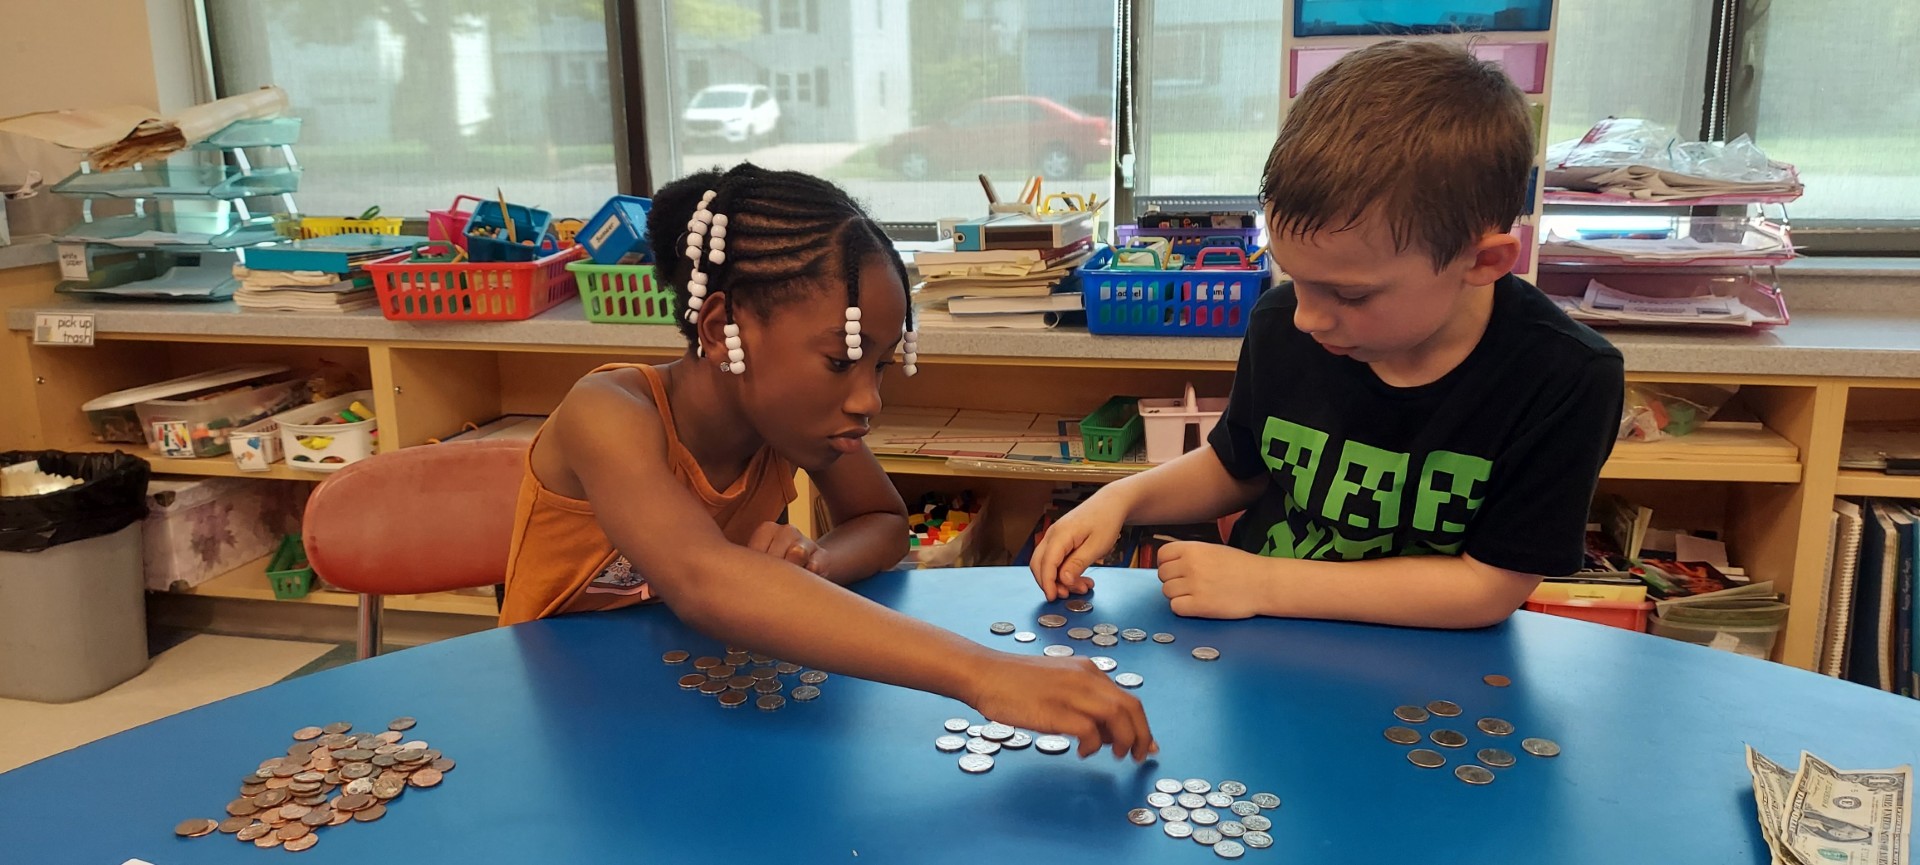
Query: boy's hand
1030,493,1129,600
964,653,1157,761
748,521,830,576
1157,541,1269,619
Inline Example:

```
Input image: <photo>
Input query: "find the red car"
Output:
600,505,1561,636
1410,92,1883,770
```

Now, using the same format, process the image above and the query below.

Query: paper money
1747,745,1799,865
1779,750,1911,865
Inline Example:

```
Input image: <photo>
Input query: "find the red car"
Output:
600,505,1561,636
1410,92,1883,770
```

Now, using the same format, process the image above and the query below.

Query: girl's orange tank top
497,363,796,625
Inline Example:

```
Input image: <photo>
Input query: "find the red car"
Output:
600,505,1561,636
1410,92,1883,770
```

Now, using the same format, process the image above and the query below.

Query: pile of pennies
1125,778,1281,859
1383,675,1560,785
172,717,453,852
664,647,828,711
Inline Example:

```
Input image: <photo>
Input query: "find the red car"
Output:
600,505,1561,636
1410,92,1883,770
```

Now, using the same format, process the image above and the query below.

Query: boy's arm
1156,543,1539,629
807,445,910,585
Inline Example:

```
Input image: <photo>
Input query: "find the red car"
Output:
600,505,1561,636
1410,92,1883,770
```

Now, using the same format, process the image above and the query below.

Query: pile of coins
173,717,453,852
664,647,828,711
1125,778,1281,859
935,717,1076,774
1384,677,1559,785
989,613,1221,684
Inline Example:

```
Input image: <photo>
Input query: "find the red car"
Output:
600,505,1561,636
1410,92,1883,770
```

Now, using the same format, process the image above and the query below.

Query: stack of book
1823,499,1919,698
913,217,1095,330
233,233,423,313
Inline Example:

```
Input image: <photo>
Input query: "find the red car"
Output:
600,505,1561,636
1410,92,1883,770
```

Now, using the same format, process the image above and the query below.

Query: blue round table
3,568,1915,864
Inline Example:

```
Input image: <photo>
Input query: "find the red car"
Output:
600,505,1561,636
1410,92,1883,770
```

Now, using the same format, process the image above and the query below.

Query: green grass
1148,131,1275,185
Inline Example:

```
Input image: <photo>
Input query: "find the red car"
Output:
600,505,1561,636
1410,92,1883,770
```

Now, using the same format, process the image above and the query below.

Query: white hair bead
693,210,712,225
844,320,861,335
688,295,704,309
728,347,745,363
710,224,727,239
709,237,725,252
904,363,918,376
708,248,725,264
723,323,739,337
687,218,702,232
689,271,708,286
701,190,717,203
844,333,862,348
685,245,700,261
712,213,728,228
844,307,862,321
847,346,863,361
724,336,741,350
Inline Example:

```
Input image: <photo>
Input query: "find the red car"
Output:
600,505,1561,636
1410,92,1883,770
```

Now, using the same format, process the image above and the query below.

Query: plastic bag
1619,384,1739,442
1546,118,1792,184
0,451,150,552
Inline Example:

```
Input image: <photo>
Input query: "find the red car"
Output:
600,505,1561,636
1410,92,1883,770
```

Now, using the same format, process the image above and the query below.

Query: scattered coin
1091,634,1119,648
1090,656,1118,672
792,685,822,702
1408,749,1447,769
1066,599,1093,613
1121,628,1148,642
1244,830,1273,849
1164,821,1194,839
717,691,748,709
1191,647,1221,661
1038,614,1068,628
352,803,387,822
1477,748,1516,768
1035,735,1071,755
749,652,776,665
1217,780,1246,797
1205,792,1233,808
1393,705,1431,724
1004,731,1033,750
1430,729,1468,749
1229,801,1260,818
174,818,218,837
1177,792,1206,809
1214,839,1245,859
1455,764,1495,785
1193,826,1224,845
292,726,323,742
1128,807,1158,826
254,833,283,849
1183,778,1212,794
935,735,967,753
285,833,319,852
1160,805,1191,823
966,738,1001,756
300,809,333,828
321,722,352,735
1191,808,1221,826
1476,717,1514,737
1152,632,1176,644
982,723,1015,741
1042,645,1074,657
1067,627,1095,641
799,670,829,685
1483,674,1512,688
755,694,785,711
990,622,1016,635
1093,623,1120,636
218,816,252,833
1242,814,1271,832
958,753,995,774
944,718,971,733
1218,820,1245,838
1249,793,1280,810
775,662,802,675
750,667,780,682
1147,792,1176,808
1115,672,1144,689
1013,632,1037,643
386,714,419,730
692,656,720,670
1427,700,1463,717
754,679,783,695
236,823,271,841
698,680,729,696
727,675,757,690
276,824,310,842
1155,778,1184,794
1521,737,1561,758
706,664,737,680
1384,725,1422,745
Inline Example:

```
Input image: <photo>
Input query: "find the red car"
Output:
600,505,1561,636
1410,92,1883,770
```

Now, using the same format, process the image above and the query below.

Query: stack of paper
1551,278,1779,328
912,239,1092,330
232,264,377,313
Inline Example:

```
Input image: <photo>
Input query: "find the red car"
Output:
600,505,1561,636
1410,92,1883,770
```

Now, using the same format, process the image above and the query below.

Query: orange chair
303,439,527,658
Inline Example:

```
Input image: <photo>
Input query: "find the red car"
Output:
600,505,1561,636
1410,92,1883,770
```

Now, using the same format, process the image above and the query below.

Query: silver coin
1067,627,1095,641
1038,614,1068,629
1066,599,1093,613
1147,792,1176,808
1242,814,1271,832
1521,737,1561,758
1229,800,1260,818
1477,748,1516,768
1384,725,1421,745
934,735,967,753
1093,623,1120,636
982,723,1015,741
1476,717,1514,737
1164,822,1194,839
1213,839,1245,859
1115,672,1144,689
1191,646,1221,661
1160,805,1191,823
1427,700,1462,717
1183,778,1212,794
1091,634,1119,648
343,778,372,795
1176,792,1206,809
967,725,985,738
943,718,971,733
1205,792,1234,808
1191,808,1221,826
791,684,822,701
1090,656,1118,672
757,694,786,711
1121,628,1148,642
1035,735,1071,754
1154,778,1184,794
1430,729,1467,749
1393,705,1431,724
990,622,1016,635
1043,645,1074,657
1455,764,1495,785
1249,793,1281,810
958,753,995,774
1128,808,1157,826
1193,827,1224,846
1244,831,1273,849
1004,731,1033,750
1152,632,1176,643
1013,631,1037,643
966,738,1001,755
799,670,829,685
1407,749,1446,769
1218,820,1245,838
1217,780,1247,797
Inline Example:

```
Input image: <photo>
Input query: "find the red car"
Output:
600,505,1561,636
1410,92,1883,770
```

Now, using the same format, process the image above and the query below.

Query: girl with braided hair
500,164,1155,760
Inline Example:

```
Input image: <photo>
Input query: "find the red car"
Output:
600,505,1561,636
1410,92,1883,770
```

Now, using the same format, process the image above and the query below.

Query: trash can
0,450,151,702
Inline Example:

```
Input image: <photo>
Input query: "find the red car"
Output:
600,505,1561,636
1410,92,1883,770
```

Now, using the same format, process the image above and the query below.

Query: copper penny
264,777,292,790
775,662,802,675
253,832,283,849
284,833,319,852
217,816,252,834
352,803,387,822
300,808,332,827
371,754,397,768
320,722,352,735
750,667,780,681
373,744,401,756
287,742,318,758
240,782,267,796
376,731,403,745
754,679,783,695
276,823,310,842
336,792,374,812
174,817,218,837
328,809,353,826
1483,674,1512,688
408,768,444,788
692,656,721,670
295,793,329,807
292,726,323,741
372,776,406,799
661,650,691,664
717,690,749,709
705,664,737,680
265,811,290,827
677,673,706,689
726,675,756,690
270,763,301,779
430,758,455,773
255,789,290,808
236,822,271,841
275,803,309,820
698,680,729,695
387,716,417,731
225,798,258,817
294,771,324,784
340,763,373,780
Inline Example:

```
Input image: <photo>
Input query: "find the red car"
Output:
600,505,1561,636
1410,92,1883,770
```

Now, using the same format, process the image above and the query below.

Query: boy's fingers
1158,541,1189,562
1030,540,1062,600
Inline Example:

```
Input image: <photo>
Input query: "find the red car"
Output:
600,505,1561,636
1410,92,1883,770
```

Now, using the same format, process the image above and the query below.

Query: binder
1846,501,1899,691
1823,499,1865,677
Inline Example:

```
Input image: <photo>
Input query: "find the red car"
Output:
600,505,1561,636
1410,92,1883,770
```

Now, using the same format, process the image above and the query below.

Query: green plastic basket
1080,396,1144,463
266,533,314,600
568,261,676,324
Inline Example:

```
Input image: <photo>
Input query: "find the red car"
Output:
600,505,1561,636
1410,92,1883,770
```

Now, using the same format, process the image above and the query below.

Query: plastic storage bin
1114,225,1262,261
273,391,378,472
229,417,283,472
570,261,675,324
1649,615,1784,658
464,199,554,263
135,374,309,458
579,195,654,265
297,215,405,239
81,364,291,446
366,245,584,322
1081,246,1271,337
143,476,304,592
428,194,483,251
0,523,147,702
1139,385,1228,464
1524,598,1655,632
266,533,315,599
1080,396,1144,463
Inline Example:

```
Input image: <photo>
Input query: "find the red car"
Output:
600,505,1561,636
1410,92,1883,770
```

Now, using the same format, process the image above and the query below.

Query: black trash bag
0,451,151,553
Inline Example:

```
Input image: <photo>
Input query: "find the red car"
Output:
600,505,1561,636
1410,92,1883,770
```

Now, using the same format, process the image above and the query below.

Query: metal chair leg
356,594,384,659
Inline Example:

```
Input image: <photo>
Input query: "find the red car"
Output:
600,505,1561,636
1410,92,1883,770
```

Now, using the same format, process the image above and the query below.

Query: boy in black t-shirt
1031,41,1625,629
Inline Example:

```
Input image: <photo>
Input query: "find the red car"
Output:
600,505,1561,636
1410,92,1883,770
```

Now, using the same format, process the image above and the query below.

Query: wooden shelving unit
1834,470,1920,498
185,556,498,618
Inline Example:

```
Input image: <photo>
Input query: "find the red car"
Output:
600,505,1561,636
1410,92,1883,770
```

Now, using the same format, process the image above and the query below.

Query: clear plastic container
1649,615,1784,659
135,374,311,458
274,391,378,472
81,364,290,445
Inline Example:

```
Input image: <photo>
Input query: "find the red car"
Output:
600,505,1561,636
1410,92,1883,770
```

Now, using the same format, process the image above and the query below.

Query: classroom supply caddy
1079,246,1270,337
579,195,653,264
271,391,378,472
1139,384,1228,464
365,245,584,321
568,261,675,324
464,199,556,263
1079,396,1144,463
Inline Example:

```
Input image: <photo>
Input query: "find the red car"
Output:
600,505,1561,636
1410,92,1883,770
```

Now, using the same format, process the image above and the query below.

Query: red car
878,96,1112,181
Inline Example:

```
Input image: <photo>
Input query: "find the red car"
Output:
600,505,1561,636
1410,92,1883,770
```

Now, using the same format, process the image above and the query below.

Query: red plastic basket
365,246,584,321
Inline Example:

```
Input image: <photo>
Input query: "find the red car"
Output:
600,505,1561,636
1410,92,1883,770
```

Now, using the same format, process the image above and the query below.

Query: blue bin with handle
579,195,654,265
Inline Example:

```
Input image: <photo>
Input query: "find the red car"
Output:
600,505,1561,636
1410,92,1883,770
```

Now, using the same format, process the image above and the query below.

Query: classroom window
1137,1,1283,198
1547,0,1713,145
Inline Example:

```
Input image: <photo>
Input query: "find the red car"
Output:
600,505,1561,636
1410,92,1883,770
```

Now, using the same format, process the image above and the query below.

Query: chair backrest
303,439,528,596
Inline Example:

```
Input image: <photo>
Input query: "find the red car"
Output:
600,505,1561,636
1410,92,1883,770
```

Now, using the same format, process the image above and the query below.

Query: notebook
1810,508,1840,672
1823,499,1865,678
1846,500,1899,691
1895,503,1918,698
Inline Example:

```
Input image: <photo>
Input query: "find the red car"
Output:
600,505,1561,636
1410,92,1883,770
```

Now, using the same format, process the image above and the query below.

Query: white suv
684,84,781,148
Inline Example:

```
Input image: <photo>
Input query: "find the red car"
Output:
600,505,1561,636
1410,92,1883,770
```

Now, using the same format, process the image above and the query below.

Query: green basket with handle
266,533,314,600
1080,396,1144,463
568,261,676,324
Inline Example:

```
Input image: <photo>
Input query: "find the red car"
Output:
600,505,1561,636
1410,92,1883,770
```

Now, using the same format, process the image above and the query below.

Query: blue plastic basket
464,199,555,263
1080,245,1271,337
579,194,653,265
1115,225,1262,261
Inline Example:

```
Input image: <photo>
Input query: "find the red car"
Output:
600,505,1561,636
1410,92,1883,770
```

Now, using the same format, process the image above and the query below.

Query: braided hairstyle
647,163,916,371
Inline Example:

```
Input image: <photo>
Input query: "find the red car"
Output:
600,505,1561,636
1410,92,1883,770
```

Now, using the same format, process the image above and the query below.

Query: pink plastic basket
427,194,484,252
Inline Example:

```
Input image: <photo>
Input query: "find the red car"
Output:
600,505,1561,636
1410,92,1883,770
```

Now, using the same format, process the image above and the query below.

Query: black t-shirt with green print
1207,274,1625,578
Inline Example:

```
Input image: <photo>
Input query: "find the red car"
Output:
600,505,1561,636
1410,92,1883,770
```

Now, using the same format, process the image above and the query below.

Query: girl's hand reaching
962,654,1157,761
748,521,830,576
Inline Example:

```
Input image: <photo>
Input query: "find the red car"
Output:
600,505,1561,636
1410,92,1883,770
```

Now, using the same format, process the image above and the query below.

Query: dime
1229,801,1259,818
966,738,1001,755
1218,780,1247,797
982,723,1015,741
1476,717,1514,737
935,735,967,753
1034,735,1071,754
1384,726,1421,745
1152,633,1175,644
1218,820,1245,838
1091,634,1119,648
1455,765,1495,785
1407,749,1446,769
1154,778,1184,794
1115,672,1144,688
1121,628,1148,642
174,818,217,837
1164,821,1194,839
1249,793,1280,810
1038,614,1067,628
944,718,971,733
1005,731,1033,749
958,753,995,774
990,622,1016,635
1013,632,1037,643
1190,808,1220,825
968,725,985,738
1089,656,1118,672
792,685,822,701
1066,599,1093,613
1483,674,1511,688
756,694,786,711
1242,814,1271,832
1193,827,1223,846
1393,705,1430,724
1477,748,1516,769
1205,792,1233,808
1214,839,1245,859
1159,805,1191,823
1244,831,1273,849
1093,623,1119,636
1191,647,1221,661
1521,737,1561,758
1067,627,1095,641
1042,645,1074,657
1183,778,1212,794
1427,700,1462,717
1128,808,1157,826
799,670,829,685
1147,792,1176,808
1177,792,1206,809
1430,729,1468,749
